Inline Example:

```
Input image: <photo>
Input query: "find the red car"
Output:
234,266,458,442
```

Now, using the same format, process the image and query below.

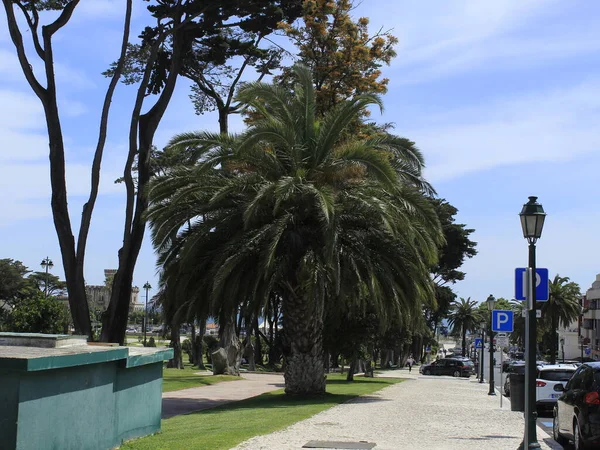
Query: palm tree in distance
541,275,581,364
448,297,480,357
147,65,442,395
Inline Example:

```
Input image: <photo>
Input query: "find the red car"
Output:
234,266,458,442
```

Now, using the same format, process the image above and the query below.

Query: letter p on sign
492,310,514,333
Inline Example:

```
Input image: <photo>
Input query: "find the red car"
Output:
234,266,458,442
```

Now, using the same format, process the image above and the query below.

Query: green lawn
122,374,404,450
162,364,239,393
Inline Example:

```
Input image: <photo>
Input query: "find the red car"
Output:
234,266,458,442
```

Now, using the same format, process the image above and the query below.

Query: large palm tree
448,297,480,356
541,275,581,364
147,65,442,395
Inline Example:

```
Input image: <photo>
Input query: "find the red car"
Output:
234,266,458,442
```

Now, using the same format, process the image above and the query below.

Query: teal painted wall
0,372,19,449
16,362,119,450
0,361,164,450
115,363,163,443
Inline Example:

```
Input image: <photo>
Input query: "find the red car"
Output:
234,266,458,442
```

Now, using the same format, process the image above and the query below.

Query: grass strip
122,374,404,450
162,364,239,393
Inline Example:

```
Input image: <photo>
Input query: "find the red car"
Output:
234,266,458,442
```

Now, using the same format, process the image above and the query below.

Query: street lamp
487,294,496,396
560,337,565,364
479,321,486,384
40,257,53,297
519,196,546,450
143,282,151,346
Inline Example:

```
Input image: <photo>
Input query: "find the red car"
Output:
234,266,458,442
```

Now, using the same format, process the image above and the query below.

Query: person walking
406,355,415,373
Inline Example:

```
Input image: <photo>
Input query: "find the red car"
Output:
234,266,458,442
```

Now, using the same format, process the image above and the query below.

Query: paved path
232,369,563,450
160,368,565,449
161,372,284,419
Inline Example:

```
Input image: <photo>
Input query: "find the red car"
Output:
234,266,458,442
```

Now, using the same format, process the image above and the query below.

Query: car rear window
539,370,575,381
512,366,526,374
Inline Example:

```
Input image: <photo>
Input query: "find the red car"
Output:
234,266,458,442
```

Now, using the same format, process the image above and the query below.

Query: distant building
582,274,600,360
205,323,219,336
60,269,143,312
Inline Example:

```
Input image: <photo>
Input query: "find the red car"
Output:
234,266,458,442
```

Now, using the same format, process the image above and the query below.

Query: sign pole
500,349,503,408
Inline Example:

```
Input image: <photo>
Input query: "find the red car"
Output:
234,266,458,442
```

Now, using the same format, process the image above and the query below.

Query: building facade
85,269,142,312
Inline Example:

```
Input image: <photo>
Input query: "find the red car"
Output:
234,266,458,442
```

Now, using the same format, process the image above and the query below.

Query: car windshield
539,370,575,381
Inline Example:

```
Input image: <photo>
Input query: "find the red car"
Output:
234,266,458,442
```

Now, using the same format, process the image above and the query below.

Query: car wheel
423,369,431,375
574,420,590,450
552,414,567,446
453,370,460,377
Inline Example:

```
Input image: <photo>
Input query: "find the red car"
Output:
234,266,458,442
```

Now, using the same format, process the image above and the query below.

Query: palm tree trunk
462,328,467,357
195,320,206,370
282,288,326,395
550,315,558,365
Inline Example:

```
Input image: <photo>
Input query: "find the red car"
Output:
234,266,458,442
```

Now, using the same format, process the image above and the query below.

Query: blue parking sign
515,268,549,301
492,310,514,333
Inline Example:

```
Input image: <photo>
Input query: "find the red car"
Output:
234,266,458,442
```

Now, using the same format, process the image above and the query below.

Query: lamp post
487,294,496,396
519,196,546,450
480,322,486,384
560,337,565,364
40,257,53,298
579,299,585,362
143,282,151,346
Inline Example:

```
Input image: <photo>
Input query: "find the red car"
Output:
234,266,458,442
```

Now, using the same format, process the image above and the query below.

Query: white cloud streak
404,80,600,181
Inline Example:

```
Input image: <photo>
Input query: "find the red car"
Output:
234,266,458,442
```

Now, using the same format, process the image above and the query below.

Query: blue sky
1,0,600,305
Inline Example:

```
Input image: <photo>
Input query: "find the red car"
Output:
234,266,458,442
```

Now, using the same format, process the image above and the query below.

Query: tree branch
14,1,45,60
77,0,133,262
224,34,263,110
1,0,46,98
44,0,80,37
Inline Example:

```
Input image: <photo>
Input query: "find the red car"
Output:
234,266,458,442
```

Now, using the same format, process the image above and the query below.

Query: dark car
553,362,600,450
420,358,472,378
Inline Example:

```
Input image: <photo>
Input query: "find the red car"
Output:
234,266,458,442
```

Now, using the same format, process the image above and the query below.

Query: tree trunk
253,317,262,365
190,323,197,365
281,288,326,396
100,29,185,345
244,332,256,372
462,329,467,357
218,106,228,135
167,326,183,369
346,359,356,381
196,320,206,369
331,353,339,369
213,314,241,376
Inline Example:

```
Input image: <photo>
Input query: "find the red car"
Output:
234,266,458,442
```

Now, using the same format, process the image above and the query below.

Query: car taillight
584,392,600,405
536,381,546,387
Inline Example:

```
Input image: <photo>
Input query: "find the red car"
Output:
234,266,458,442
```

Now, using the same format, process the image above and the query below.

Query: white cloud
406,80,600,181
358,0,596,84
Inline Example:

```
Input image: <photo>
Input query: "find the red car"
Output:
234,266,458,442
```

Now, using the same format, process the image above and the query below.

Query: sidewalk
161,372,284,418
230,368,563,450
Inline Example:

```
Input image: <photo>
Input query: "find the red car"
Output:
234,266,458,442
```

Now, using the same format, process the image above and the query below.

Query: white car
536,364,577,411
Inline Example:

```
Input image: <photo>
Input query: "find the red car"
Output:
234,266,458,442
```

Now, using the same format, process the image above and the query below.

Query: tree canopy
148,65,442,394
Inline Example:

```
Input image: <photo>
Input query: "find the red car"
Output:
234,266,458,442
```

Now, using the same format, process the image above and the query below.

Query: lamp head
487,294,496,311
519,196,546,244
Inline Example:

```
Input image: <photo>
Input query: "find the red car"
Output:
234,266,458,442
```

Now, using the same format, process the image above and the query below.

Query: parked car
553,362,600,449
420,358,472,378
535,364,577,411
